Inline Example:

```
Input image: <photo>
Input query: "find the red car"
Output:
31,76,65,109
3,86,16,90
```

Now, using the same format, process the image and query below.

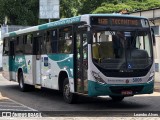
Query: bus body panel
2,56,10,80
3,55,34,84
12,55,33,84
23,55,34,85
9,56,16,81
41,54,74,92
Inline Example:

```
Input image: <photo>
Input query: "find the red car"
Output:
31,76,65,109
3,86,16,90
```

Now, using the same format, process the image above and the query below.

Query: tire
63,78,77,104
18,72,28,92
110,96,124,102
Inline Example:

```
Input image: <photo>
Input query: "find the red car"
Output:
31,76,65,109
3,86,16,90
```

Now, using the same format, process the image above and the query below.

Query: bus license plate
121,90,133,95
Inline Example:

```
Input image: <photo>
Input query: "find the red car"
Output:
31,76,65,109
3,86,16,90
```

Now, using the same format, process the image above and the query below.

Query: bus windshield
91,28,153,71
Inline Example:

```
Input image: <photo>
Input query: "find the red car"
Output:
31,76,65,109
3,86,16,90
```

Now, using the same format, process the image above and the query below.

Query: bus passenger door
75,31,88,93
9,40,16,81
33,36,42,85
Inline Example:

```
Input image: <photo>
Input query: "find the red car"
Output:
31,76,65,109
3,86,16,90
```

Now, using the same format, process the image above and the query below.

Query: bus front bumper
88,80,154,97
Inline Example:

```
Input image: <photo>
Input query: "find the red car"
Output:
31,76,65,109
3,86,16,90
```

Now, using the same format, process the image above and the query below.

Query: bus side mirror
151,28,156,46
87,31,92,44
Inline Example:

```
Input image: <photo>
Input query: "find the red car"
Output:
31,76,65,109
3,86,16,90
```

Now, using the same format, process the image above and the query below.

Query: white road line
0,105,27,107
0,109,35,111
7,99,37,111
0,102,18,104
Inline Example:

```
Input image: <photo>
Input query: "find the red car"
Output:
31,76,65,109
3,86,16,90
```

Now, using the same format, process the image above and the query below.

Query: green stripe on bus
9,32,17,36
47,54,74,78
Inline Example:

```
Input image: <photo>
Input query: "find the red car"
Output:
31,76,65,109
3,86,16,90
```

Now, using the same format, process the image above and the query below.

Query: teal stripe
88,80,154,96
47,54,74,78
9,32,17,36
9,55,27,73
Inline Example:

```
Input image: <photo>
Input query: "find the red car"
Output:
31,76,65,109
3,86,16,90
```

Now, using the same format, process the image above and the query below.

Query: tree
0,0,160,25
0,0,39,25
79,0,106,14
60,0,84,18
93,3,132,13
92,0,160,13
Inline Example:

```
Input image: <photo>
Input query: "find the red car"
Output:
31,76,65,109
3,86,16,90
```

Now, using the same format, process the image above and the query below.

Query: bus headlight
147,72,154,83
92,71,106,85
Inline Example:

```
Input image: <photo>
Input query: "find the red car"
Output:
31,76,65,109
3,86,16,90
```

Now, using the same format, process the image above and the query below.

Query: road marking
8,98,37,111
0,98,37,111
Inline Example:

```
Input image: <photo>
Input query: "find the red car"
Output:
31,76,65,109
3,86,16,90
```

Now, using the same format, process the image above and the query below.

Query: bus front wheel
18,72,28,92
109,95,124,102
63,78,77,104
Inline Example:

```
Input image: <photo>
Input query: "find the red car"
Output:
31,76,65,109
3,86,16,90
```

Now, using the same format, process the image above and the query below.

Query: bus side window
51,30,58,53
46,31,52,54
24,34,33,55
3,38,9,56
41,32,47,54
15,36,25,55
58,26,73,53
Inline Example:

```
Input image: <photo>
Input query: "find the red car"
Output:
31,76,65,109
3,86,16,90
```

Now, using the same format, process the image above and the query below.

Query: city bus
2,14,155,103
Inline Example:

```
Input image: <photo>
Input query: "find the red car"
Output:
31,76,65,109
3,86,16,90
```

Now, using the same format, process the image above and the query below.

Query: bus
2,14,155,103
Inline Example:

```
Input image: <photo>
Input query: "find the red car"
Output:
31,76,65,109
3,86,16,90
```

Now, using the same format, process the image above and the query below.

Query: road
0,73,160,117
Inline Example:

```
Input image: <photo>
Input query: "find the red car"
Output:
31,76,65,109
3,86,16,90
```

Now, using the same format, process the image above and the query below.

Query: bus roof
4,14,147,37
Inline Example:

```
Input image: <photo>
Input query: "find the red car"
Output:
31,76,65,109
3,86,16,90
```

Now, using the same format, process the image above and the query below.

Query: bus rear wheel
18,72,28,92
109,96,124,102
63,78,77,104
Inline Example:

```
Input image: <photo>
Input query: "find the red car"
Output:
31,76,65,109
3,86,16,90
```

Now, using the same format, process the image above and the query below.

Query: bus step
35,84,41,89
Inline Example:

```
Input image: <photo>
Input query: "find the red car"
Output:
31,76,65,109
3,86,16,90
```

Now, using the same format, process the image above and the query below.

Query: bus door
75,29,88,93
9,40,16,80
33,36,42,85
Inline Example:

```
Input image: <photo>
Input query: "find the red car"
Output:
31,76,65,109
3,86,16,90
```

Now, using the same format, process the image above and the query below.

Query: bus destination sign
98,18,109,25
111,18,139,26
91,17,142,27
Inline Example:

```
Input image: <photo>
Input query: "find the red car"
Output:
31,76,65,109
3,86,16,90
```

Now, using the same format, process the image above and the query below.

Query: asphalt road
0,73,160,117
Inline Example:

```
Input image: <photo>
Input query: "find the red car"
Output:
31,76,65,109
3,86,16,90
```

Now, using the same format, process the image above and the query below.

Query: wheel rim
64,84,70,99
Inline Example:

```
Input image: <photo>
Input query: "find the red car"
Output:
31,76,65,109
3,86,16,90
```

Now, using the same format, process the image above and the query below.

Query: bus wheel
109,96,124,102
63,78,76,104
18,72,27,92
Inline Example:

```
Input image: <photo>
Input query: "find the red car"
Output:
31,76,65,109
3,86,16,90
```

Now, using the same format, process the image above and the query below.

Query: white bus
2,14,155,103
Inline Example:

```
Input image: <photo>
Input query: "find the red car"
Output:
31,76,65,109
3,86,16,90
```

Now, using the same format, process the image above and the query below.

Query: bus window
51,30,58,53
46,31,52,54
135,32,151,57
24,34,33,54
12,36,22,55
41,32,47,54
3,38,9,56
58,27,73,53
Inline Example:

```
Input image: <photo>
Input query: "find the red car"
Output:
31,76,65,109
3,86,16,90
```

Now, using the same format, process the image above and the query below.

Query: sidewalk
154,82,160,92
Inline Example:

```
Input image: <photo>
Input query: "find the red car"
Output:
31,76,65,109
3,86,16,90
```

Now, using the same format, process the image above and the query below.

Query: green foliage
0,0,160,25
93,3,132,14
60,0,84,18
78,0,106,14
0,0,39,25
93,0,160,13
